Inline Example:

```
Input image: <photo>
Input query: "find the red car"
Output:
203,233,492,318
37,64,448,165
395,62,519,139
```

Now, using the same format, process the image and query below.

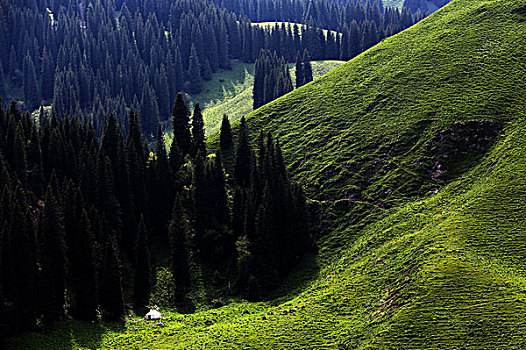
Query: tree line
253,49,294,109
0,95,313,338
213,0,422,32
0,0,425,137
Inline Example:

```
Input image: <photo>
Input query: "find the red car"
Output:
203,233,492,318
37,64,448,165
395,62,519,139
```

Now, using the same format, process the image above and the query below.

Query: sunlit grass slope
187,60,344,135
10,0,526,348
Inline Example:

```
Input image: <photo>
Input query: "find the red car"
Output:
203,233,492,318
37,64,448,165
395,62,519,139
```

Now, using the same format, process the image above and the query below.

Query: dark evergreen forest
0,96,313,336
0,0,423,136
253,49,293,109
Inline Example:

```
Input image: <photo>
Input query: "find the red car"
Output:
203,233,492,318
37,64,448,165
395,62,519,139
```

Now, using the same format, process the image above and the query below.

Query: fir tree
70,208,98,321
191,103,206,157
168,195,191,300
152,124,172,238
99,227,124,322
295,51,304,88
187,44,202,94
133,215,151,314
140,82,160,136
38,186,67,326
41,47,55,101
219,114,233,151
234,116,252,187
172,93,192,157
23,53,40,109
3,183,38,331
251,183,280,296
302,49,313,85
0,63,6,99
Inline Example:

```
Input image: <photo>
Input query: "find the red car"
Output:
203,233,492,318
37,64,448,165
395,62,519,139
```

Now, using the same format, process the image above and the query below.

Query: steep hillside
10,0,526,348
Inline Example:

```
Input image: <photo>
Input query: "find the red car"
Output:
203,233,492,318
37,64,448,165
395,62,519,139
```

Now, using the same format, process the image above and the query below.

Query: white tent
144,309,162,320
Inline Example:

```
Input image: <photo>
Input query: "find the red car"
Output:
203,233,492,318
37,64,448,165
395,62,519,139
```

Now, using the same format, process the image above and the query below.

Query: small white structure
144,309,162,321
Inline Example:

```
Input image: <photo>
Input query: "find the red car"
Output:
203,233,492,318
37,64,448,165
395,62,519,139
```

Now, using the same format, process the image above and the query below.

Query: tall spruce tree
152,124,172,237
99,227,124,322
38,186,67,326
251,183,279,296
3,183,38,331
234,116,252,187
168,195,191,300
302,49,313,85
133,215,151,314
41,47,55,101
70,208,98,321
295,51,304,88
219,114,233,151
191,103,206,157
172,93,192,156
140,82,160,136
187,44,202,94
0,62,6,99
23,53,40,109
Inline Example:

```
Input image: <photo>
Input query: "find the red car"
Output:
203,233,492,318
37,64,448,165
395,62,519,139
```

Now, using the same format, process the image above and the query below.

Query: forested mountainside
0,92,313,337
4,0,525,348
0,0,422,136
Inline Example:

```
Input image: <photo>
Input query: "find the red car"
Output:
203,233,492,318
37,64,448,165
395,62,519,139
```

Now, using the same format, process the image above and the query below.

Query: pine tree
192,152,207,253
218,22,231,69
140,82,160,136
99,227,124,322
211,153,229,228
202,58,213,81
191,103,206,157
234,116,252,187
168,195,191,300
169,133,183,176
3,183,38,331
251,183,279,296
0,62,6,99
172,93,192,157
38,186,67,326
23,53,40,109
219,114,233,150
96,154,122,247
152,124,172,238
69,208,98,321
133,215,151,314
295,51,304,88
155,64,171,121
187,44,202,94
252,50,267,109
302,49,313,85
41,47,55,101
348,20,361,59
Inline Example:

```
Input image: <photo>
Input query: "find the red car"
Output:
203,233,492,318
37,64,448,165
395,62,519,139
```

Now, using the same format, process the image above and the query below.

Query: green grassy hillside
187,60,344,135
9,0,526,348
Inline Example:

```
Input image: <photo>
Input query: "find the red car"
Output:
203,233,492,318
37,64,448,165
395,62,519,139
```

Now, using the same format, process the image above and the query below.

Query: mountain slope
10,0,526,348
213,0,526,346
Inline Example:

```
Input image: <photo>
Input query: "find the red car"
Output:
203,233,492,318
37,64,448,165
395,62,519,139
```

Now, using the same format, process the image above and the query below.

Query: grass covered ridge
10,0,526,348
